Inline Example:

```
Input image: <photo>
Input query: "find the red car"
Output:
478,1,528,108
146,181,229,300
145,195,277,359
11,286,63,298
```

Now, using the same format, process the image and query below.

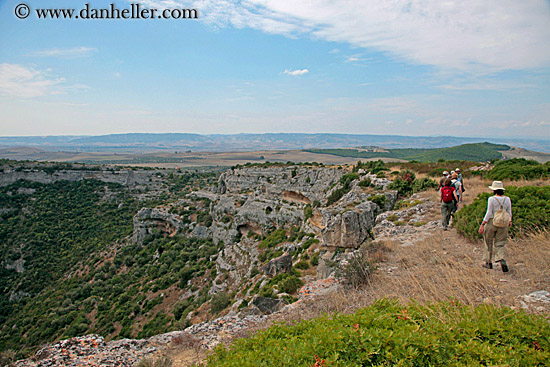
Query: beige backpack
493,197,511,228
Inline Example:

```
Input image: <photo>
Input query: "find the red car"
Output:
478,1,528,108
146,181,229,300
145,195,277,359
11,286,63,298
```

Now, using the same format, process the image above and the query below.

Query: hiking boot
499,260,509,273
482,262,493,269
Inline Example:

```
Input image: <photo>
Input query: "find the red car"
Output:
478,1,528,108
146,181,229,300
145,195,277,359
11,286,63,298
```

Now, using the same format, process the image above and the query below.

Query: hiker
456,168,465,198
438,171,449,191
451,172,462,207
478,181,512,272
440,177,459,231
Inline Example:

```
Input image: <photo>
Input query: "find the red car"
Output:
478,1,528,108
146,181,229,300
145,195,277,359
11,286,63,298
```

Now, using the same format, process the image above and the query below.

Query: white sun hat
488,181,505,190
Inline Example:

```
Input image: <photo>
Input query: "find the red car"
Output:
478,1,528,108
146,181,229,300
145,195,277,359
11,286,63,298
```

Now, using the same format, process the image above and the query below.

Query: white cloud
283,68,309,76
30,47,98,58
138,0,550,72
0,64,87,98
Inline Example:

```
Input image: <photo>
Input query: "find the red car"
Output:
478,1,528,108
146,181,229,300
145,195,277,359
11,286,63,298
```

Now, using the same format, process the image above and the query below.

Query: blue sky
1,0,549,138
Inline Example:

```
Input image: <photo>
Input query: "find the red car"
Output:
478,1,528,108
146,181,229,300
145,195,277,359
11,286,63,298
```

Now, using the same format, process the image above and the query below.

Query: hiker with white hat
478,181,512,272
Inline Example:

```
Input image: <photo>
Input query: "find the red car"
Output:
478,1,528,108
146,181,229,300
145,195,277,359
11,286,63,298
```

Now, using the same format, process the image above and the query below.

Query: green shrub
294,260,310,270
412,177,438,193
205,299,550,367
386,214,399,222
259,228,287,249
488,158,550,181
278,276,303,294
455,185,550,240
326,188,346,206
340,173,359,190
353,160,388,174
210,293,231,314
309,253,319,266
369,194,387,208
303,204,313,220
358,178,371,188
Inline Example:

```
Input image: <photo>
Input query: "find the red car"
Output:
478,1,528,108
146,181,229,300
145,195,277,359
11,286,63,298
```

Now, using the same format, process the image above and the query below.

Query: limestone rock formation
261,253,292,277
132,208,184,245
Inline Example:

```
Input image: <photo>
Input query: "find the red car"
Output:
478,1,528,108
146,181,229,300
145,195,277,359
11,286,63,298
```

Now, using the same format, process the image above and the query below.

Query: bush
210,293,231,314
455,185,550,240
278,276,303,294
326,188,346,206
358,178,371,188
353,160,388,174
412,177,438,193
205,299,550,367
294,260,310,270
259,228,287,248
488,158,550,181
303,204,313,220
369,194,387,209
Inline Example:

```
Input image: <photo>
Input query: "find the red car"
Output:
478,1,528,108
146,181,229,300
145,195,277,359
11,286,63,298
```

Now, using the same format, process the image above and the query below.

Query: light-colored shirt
451,179,462,195
483,195,512,222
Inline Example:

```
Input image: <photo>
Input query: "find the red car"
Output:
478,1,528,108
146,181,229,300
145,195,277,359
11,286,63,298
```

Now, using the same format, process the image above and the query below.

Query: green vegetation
0,166,219,357
259,228,288,249
487,158,550,181
352,160,388,174
455,186,550,240
205,299,549,367
326,173,359,206
306,142,508,162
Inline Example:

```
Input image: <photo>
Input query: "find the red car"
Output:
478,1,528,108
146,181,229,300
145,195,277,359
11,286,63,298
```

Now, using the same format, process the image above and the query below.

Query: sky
0,0,549,138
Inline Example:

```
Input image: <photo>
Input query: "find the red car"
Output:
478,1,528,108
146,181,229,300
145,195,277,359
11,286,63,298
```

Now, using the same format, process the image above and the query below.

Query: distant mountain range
0,133,549,153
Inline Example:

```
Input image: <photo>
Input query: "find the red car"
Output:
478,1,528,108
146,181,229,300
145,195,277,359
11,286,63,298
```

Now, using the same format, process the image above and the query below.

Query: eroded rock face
321,202,378,249
132,208,184,245
320,185,398,249
250,296,287,314
261,253,292,277
215,166,345,204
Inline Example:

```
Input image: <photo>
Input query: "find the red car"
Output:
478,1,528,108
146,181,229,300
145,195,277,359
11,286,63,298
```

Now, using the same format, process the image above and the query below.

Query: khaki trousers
483,219,508,263
441,202,454,228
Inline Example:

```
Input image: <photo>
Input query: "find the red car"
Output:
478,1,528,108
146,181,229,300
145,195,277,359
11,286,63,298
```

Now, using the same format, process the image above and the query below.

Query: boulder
261,253,292,277
251,296,287,314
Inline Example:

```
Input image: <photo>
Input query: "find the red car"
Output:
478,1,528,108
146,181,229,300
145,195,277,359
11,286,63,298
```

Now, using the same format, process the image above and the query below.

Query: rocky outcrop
0,167,168,187
13,334,158,367
319,184,398,249
250,296,287,314
261,253,292,277
321,202,378,249
132,208,184,245
215,166,345,204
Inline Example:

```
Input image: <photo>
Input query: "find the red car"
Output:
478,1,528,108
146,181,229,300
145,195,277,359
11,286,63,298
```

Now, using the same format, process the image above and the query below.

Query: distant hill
305,142,511,162
1,133,549,153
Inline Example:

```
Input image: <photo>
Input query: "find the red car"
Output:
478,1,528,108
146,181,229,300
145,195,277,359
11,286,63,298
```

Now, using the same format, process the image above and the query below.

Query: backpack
493,197,511,227
441,186,454,203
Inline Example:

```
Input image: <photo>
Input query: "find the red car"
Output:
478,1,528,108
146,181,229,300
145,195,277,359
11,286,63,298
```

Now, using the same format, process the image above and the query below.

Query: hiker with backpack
455,168,464,201
478,181,512,272
450,172,462,212
438,171,450,192
440,177,459,231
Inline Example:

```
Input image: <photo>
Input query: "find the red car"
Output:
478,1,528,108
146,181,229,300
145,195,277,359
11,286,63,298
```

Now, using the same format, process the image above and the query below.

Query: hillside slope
10,174,550,366
306,142,511,162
